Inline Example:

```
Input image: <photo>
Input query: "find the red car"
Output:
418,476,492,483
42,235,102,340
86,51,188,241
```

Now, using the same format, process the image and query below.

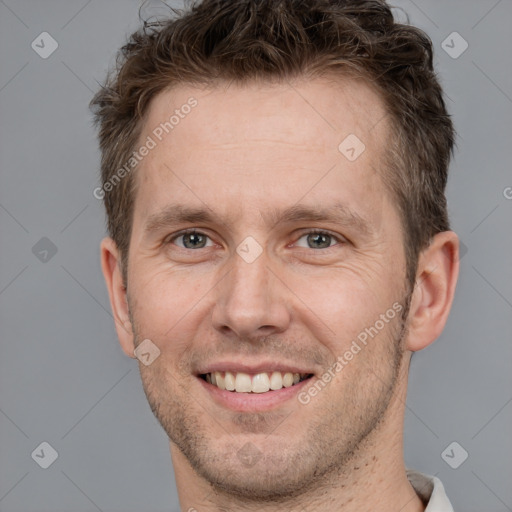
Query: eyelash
165,228,345,251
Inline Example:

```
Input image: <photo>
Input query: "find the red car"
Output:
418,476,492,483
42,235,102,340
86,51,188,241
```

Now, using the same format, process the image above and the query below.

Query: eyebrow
143,202,374,238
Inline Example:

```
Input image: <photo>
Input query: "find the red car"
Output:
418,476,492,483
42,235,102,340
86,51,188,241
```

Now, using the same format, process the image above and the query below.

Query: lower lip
198,376,313,412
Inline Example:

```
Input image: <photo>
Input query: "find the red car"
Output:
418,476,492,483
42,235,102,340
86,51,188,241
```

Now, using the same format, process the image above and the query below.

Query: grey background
0,0,511,510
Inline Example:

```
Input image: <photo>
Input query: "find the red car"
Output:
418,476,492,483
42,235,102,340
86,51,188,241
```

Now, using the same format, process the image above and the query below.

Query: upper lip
196,360,315,376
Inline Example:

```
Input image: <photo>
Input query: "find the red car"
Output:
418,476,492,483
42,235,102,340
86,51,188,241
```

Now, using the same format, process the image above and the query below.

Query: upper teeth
205,371,306,393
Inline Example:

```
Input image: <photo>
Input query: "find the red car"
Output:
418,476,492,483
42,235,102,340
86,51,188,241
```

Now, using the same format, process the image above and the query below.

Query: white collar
406,469,454,512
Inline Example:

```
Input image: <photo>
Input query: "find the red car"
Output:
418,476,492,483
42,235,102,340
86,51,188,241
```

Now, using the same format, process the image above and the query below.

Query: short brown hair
90,0,455,287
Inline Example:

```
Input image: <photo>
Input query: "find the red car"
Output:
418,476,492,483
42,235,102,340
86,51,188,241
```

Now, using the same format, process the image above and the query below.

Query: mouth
199,371,314,393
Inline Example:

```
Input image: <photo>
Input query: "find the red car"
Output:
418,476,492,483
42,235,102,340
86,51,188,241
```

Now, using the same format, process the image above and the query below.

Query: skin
101,77,459,512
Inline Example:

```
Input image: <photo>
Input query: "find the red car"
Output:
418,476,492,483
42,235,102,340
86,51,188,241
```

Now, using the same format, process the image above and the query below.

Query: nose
211,248,291,341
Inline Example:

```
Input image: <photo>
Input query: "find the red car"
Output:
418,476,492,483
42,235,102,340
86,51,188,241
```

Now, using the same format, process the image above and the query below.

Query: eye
167,230,214,249
294,230,344,250
165,229,345,252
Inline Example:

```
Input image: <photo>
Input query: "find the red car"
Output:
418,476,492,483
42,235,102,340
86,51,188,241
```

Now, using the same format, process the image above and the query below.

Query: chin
176,431,344,503
193,450,323,502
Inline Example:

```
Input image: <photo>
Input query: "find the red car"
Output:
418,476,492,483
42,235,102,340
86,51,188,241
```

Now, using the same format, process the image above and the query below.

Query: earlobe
405,231,460,352
100,237,136,358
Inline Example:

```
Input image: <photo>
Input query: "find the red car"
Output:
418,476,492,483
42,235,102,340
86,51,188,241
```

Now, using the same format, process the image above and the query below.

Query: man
91,0,459,510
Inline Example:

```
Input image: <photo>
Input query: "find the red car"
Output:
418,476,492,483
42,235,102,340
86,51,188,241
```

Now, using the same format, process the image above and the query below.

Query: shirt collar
406,469,454,512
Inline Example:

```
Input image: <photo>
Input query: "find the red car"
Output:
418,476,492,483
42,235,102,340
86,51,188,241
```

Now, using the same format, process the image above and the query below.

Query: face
122,77,412,499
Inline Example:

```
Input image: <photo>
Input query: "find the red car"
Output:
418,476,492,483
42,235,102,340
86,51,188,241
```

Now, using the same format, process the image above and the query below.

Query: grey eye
296,232,337,249
174,231,212,249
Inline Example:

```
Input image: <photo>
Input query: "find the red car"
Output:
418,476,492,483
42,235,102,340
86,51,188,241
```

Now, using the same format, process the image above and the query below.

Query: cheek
284,265,406,377
287,268,391,336
129,264,217,342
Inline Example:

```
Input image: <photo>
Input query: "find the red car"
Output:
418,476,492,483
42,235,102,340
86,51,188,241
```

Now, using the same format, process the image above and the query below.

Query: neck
171,373,425,512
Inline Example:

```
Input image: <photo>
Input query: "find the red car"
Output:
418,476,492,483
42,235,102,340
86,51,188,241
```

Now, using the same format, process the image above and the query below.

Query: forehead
132,76,393,233
143,76,388,155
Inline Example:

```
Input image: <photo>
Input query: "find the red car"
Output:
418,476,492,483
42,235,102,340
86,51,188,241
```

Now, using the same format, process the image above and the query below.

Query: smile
200,371,313,393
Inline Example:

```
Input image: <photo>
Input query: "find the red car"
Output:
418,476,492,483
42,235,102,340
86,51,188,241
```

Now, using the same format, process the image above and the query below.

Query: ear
405,231,460,352
100,237,136,358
